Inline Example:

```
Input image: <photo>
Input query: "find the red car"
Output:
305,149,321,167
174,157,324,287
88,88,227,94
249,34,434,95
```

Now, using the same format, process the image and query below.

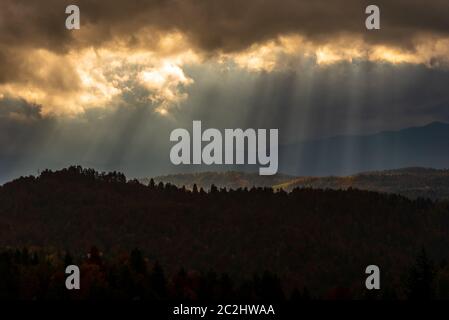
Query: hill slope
1,166,449,295
149,167,449,200
275,167,449,200
143,171,293,191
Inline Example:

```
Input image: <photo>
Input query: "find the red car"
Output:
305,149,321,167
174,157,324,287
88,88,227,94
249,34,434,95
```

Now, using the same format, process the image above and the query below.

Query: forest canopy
1,166,449,298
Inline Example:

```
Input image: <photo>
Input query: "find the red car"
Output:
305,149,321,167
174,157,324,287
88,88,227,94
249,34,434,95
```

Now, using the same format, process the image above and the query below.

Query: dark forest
0,166,448,299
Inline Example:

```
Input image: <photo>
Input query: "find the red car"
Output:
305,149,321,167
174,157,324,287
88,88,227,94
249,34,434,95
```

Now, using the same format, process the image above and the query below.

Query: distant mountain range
149,121,449,196
150,167,449,200
279,121,449,176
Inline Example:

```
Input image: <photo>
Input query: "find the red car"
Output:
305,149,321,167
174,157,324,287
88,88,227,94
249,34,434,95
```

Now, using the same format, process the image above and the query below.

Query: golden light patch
0,33,200,116
369,46,421,64
222,35,305,71
224,34,449,69
1,29,448,118
138,61,194,115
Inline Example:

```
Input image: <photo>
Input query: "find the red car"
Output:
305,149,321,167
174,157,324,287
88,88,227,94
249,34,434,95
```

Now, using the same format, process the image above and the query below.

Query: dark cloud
1,1,449,181
1,0,447,108
0,96,173,183
1,0,448,53
0,0,74,51
181,59,449,140
1,60,449,182
0,98,54,181
0,97,43,120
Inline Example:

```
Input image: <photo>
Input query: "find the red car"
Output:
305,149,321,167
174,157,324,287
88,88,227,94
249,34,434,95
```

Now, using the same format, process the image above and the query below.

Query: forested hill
1,166,449,296
150,168,449,200
144,171,294,191
148,167,449,200
275,167,449,200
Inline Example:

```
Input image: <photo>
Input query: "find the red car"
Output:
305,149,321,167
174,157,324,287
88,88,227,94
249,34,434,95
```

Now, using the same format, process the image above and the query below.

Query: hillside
1,166,449,297
275,167,449,200
149,167,449,200
144,171,294,191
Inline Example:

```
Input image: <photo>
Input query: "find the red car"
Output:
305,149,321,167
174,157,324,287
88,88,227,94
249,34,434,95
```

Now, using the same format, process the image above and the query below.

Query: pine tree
130,248,146,274
405,249,435,300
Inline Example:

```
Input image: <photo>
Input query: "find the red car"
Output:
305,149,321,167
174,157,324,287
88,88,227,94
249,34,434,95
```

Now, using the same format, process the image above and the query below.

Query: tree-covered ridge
149,167,449,200
275,167,449,200
144,171,294,191
1,166,449,298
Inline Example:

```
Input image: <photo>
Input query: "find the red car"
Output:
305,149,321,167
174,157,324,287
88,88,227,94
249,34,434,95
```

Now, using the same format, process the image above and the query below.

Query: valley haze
2,121,449,184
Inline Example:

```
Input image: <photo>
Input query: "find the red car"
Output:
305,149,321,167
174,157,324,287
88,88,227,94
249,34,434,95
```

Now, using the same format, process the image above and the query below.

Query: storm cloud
0,0,447,114
2,59,449,181
1,0,449,181
1,0,449,52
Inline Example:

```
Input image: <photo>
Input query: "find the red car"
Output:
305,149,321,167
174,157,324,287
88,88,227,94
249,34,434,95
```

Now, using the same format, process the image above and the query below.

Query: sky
1,0,449,181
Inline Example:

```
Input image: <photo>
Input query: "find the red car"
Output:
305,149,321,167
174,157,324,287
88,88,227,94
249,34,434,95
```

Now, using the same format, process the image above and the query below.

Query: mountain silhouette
280,121,449,176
